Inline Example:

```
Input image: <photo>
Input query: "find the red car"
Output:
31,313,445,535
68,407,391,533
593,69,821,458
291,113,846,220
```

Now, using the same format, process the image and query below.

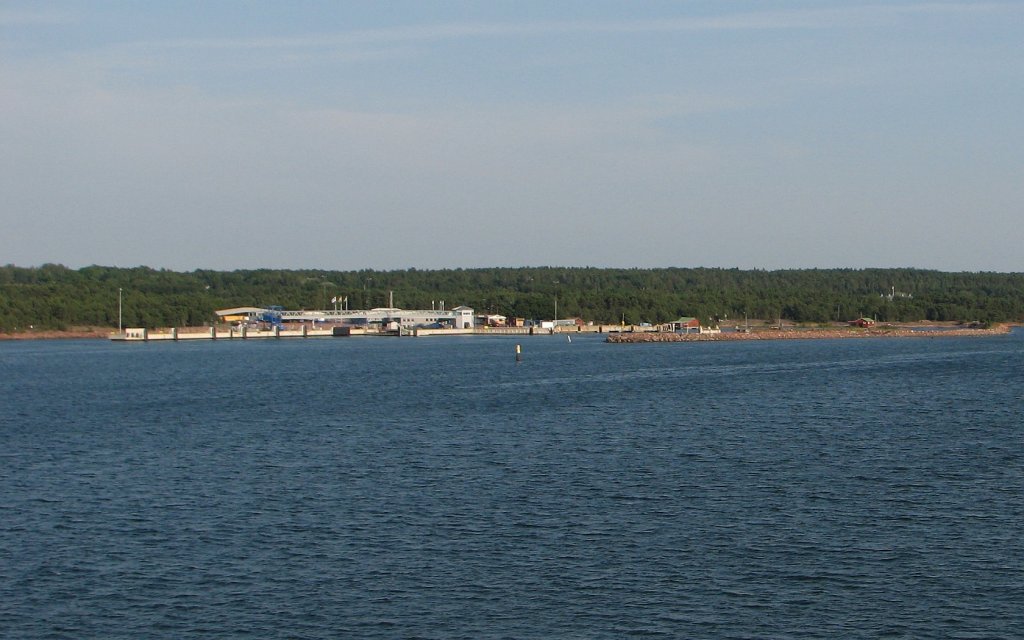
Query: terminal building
216,305,475,331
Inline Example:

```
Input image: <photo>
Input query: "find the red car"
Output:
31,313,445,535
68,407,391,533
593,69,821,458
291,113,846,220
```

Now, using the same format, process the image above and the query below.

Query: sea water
1,332,1022,639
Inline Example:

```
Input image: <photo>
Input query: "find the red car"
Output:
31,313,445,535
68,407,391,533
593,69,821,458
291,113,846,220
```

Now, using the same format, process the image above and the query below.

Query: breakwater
606,324,1012,343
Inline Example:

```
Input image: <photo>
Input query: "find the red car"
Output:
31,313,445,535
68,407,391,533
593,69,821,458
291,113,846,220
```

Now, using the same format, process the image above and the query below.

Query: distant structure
883,286,913,301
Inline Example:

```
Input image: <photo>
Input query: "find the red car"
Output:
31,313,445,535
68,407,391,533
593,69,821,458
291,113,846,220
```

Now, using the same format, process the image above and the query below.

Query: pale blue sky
2,1,1022,271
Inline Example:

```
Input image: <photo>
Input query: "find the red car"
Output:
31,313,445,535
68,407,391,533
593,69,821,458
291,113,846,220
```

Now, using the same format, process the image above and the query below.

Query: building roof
215,307,268,316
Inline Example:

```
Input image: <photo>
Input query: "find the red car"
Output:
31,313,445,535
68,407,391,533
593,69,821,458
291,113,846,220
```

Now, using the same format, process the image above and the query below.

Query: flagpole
118,288,123,333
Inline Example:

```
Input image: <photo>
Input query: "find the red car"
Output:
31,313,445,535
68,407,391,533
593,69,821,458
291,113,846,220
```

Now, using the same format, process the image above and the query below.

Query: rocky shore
606,324,1013,343
0,327,111,341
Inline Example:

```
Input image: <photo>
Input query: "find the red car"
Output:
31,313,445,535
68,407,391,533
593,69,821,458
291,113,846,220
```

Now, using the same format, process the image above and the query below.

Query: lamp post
552,280,559,329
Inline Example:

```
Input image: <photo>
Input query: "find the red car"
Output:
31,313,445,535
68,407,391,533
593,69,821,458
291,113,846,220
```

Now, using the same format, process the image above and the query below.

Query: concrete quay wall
112,323,634,341
413,325,625,337
111,326,338,341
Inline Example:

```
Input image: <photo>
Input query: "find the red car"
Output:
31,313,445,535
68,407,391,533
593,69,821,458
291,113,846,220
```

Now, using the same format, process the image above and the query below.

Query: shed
671,317,701,333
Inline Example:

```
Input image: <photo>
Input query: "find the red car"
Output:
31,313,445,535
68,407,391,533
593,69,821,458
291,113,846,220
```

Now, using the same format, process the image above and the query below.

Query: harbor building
215,305,475,331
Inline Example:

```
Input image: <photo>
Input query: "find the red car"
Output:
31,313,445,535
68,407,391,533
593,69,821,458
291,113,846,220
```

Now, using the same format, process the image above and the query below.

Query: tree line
2,264,1023,331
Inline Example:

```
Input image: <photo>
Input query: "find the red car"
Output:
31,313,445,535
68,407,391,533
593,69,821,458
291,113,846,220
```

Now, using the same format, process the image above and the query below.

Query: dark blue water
2,333,1023,639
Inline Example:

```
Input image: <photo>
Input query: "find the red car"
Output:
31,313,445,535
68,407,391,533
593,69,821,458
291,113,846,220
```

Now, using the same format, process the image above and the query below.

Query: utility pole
552,280,560,327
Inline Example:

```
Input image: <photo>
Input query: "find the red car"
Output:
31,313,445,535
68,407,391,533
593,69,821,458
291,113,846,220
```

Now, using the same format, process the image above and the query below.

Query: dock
111,324,624,341
111,326,352,341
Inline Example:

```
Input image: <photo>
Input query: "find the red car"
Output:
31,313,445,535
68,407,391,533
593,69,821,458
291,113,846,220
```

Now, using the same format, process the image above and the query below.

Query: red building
671,317,702,332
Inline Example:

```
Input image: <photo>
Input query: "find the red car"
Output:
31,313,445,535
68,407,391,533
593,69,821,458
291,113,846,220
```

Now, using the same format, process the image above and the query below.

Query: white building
216,305,475,330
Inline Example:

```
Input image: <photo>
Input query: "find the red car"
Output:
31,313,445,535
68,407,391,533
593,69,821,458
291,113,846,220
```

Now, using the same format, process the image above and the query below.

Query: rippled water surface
2,333,1023,638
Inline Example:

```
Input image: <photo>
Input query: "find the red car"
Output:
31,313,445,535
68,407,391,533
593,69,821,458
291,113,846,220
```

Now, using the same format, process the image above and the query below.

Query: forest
2,264,1023,331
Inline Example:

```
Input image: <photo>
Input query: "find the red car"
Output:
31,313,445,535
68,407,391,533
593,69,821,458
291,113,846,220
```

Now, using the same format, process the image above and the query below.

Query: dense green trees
1,264,1022,331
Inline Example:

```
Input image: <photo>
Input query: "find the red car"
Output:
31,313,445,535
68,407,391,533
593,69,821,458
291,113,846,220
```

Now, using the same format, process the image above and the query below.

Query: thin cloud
0,8,74,26
110,2,1019,53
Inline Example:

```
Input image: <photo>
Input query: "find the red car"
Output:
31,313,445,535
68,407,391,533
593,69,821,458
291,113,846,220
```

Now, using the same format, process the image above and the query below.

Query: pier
110,324,623,342
111,326,350,341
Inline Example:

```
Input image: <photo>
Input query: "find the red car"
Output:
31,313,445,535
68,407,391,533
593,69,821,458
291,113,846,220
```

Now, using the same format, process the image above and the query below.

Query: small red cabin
672,317,702,332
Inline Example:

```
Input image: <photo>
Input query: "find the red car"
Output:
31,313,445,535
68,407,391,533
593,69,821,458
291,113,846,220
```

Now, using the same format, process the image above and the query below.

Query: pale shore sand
0,327,111,341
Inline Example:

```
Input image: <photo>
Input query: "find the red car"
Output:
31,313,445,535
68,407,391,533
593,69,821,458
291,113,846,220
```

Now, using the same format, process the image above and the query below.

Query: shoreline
0,323,1015,343
606,324,1014,343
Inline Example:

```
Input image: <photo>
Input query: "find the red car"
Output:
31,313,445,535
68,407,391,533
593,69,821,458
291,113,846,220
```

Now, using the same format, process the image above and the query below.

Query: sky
2,1,1022,272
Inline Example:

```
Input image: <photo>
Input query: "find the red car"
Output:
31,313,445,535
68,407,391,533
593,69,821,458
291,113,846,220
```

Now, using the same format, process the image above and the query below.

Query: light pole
118,288,123,333
552,280,559,328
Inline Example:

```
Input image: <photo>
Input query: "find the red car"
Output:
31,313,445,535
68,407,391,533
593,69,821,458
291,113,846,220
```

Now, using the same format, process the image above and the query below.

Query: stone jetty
606,324,1012,343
